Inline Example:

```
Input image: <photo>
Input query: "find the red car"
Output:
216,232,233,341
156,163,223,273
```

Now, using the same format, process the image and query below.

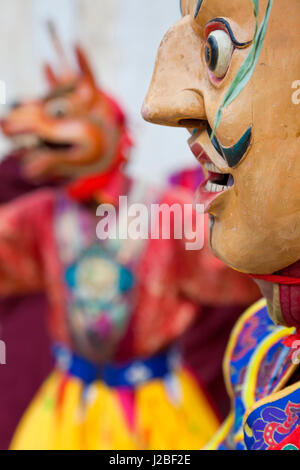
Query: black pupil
56,108,65,117
205,36,218,71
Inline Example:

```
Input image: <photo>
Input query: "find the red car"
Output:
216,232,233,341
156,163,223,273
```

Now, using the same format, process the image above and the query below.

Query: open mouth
188,130,234,211
41,138,74,151
204,162,234,193
12,134,75,153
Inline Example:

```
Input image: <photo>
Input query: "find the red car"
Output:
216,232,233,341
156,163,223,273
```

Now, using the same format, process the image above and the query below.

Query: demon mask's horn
44,20,97,89
44,20,73,87
74,45,97,88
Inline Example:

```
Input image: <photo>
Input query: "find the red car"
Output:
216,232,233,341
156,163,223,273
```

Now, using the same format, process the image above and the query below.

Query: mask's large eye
46,98,70,118
205,30,233,79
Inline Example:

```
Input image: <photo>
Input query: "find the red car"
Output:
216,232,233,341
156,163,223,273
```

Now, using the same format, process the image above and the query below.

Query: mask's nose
142,16,207,128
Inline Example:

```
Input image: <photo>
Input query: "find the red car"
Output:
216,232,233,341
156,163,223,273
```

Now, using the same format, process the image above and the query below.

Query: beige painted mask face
143,0,300,275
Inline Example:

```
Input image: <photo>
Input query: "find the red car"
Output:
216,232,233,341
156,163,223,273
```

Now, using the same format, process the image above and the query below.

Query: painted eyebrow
206,18,253,48
180,0,203,18
44,84,76,101
194,0,204,19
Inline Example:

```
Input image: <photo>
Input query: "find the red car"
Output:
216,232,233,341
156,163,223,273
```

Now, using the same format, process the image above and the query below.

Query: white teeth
205,181,227,193
204,162,223,174
12,134,40,149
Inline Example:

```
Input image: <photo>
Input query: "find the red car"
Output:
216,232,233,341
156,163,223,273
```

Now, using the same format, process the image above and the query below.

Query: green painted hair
211,0,273,139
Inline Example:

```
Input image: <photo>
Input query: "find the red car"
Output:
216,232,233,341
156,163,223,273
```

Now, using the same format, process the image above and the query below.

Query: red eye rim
204,18,253,49
207,67,228,86
204,21,230,42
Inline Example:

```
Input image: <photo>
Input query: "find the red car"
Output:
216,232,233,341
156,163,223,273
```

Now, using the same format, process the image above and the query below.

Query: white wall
0,0,193,185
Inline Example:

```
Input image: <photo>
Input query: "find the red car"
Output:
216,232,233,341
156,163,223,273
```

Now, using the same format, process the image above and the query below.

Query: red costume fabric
0,182,259,358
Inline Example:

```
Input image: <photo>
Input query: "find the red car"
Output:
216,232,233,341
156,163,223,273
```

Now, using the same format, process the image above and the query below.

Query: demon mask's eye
205,30,233,79
46,98,70,118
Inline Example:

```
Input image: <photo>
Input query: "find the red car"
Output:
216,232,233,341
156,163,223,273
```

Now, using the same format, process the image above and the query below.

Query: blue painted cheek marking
221,126,252,168
208,125,252,168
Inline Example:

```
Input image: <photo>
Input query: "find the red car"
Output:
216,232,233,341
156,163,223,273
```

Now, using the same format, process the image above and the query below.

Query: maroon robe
0,154,56,449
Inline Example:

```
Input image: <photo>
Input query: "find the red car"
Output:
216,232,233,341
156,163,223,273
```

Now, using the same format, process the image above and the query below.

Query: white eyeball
205,30,234,79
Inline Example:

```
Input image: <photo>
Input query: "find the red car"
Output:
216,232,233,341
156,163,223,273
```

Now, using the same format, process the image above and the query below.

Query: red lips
189,142,224,212
190,142,210,162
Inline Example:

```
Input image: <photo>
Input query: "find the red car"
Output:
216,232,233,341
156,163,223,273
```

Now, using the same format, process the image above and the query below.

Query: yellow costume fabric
11,367,219,450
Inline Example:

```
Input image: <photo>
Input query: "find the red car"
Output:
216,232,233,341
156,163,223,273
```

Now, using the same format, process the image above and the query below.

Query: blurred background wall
0,0,192,185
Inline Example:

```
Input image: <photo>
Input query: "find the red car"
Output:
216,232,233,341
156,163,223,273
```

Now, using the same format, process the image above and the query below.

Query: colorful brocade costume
0,178,224,451
209,299,300,450
0,163,259,451
1,167,260,450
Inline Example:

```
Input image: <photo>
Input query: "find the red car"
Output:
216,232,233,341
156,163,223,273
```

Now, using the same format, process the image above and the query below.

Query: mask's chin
22,150,66,180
